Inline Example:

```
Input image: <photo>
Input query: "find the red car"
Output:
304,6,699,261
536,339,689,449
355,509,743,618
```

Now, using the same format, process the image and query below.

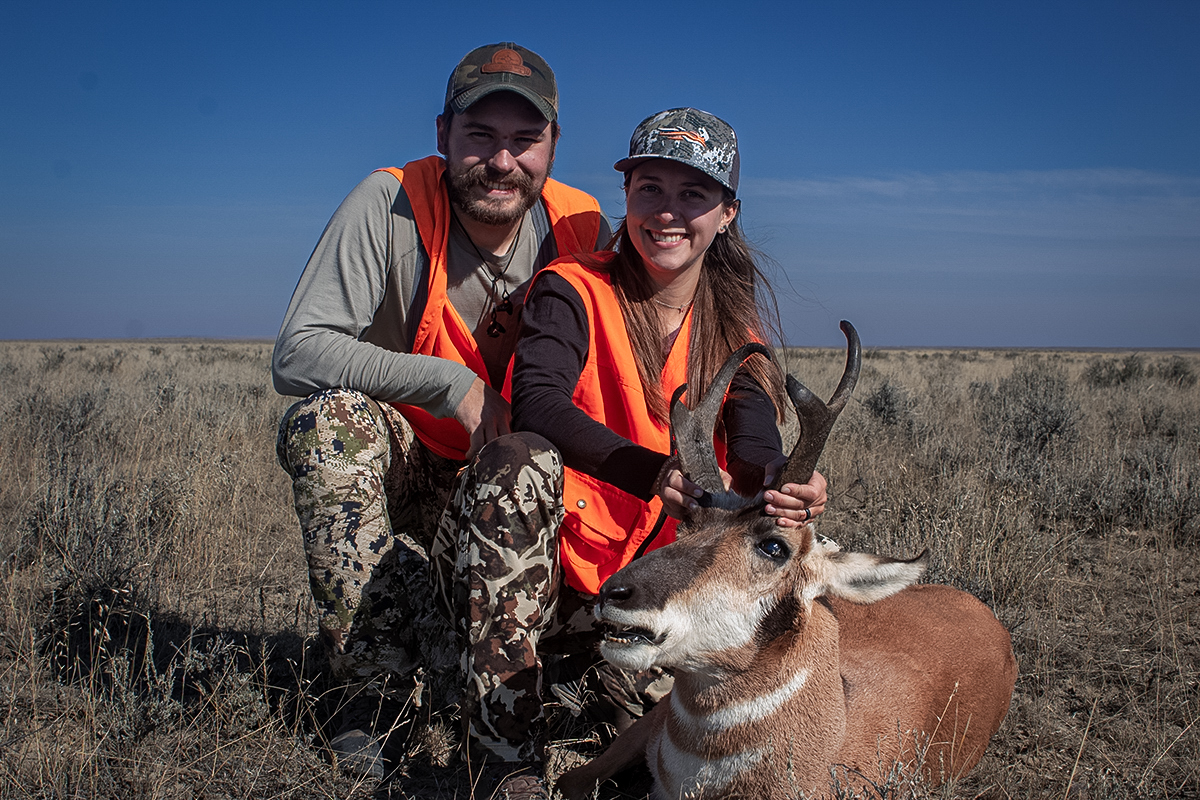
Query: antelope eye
756,537,790,561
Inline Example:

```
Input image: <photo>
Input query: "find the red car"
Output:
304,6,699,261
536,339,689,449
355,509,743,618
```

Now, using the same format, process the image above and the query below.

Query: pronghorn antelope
557,323,1016,800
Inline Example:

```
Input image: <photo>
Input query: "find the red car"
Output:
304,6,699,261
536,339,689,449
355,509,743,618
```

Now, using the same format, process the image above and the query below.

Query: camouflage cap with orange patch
614,108,740,196
444,43,558,123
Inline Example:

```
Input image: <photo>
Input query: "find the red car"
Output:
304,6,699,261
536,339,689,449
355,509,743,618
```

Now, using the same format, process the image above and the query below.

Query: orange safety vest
539,255,728,595
377,156,603,460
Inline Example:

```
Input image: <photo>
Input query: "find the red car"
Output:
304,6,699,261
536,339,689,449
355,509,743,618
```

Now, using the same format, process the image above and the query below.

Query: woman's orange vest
538,255,728,595
377,156,603,461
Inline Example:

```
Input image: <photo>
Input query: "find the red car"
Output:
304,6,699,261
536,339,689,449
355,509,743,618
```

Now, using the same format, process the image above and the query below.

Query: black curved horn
770,321,861,491
670,342,773,497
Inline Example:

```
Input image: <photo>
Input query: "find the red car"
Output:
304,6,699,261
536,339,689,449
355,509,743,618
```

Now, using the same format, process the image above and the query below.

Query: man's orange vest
538,255,728,595
378,156,603,461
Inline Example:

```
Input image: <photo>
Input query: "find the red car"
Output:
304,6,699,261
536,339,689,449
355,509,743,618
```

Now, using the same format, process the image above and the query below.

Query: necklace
454,211,523,338
652,296,693,313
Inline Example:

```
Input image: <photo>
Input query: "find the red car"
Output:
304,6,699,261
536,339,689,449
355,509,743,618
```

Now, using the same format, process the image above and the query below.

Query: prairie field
0,339,1197,799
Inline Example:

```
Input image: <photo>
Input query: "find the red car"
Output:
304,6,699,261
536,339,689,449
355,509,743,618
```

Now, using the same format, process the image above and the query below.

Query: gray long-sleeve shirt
272,167,610,419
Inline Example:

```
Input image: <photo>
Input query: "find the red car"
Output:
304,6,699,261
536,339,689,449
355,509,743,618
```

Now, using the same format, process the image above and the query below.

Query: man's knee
276,388,392,476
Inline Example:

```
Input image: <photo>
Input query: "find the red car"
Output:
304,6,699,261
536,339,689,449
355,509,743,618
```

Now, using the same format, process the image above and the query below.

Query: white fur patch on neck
649,724,767,800
670,667,811,733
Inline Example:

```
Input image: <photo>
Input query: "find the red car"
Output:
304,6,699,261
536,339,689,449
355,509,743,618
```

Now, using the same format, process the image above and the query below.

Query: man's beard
445,162,549,227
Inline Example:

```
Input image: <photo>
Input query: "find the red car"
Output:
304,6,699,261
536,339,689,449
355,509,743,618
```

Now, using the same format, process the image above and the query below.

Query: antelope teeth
602,622,662,646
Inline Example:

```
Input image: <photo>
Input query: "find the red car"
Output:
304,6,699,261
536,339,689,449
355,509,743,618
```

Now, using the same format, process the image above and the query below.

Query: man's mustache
460,165,535,194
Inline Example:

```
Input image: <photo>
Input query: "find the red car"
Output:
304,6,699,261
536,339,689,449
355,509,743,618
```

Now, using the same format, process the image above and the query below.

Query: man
272,43,608,796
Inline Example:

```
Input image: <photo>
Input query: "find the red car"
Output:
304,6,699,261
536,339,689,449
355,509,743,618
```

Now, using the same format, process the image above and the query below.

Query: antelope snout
599,582,635,608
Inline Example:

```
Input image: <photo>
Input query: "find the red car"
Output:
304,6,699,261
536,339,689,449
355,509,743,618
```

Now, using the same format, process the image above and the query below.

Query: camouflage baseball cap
613,108,740,196
444,43,558,123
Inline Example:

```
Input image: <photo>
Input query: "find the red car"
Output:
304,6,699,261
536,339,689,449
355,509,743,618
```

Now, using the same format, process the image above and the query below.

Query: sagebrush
1,341,1197,799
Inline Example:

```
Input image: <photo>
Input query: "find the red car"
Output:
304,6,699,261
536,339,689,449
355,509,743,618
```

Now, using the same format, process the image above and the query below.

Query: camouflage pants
277,392,670,763
276,389,461,700
439,432,672,763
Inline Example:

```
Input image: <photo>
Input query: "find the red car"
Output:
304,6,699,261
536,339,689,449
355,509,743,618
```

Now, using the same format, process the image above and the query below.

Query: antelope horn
670,342,773,498
769,320,861,491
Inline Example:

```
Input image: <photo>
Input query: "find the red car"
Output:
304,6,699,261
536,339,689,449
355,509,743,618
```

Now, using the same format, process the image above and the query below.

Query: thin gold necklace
652,296,693,313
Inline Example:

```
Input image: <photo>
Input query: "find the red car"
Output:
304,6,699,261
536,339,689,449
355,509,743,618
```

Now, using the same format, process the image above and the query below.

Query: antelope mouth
601,621,665,647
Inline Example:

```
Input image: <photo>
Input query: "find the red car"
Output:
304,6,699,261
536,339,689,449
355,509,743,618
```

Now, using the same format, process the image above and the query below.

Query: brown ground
0,341,1196,799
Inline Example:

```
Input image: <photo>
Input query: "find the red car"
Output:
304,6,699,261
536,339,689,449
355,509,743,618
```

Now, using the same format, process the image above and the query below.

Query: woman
451,108,827,798
514,107,823,594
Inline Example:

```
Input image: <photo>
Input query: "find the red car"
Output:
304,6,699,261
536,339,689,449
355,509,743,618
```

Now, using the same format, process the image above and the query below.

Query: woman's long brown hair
588,202,788,426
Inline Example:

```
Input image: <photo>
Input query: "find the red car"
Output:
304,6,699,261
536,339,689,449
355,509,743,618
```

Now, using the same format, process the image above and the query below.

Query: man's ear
435,113,450,156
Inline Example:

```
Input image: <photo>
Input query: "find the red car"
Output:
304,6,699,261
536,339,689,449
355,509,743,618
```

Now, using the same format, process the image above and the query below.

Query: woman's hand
658,468,702,519
657,461,733,520
762,457,827,528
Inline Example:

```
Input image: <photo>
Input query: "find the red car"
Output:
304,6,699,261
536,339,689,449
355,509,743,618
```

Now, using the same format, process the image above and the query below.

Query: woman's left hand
762,458,827,528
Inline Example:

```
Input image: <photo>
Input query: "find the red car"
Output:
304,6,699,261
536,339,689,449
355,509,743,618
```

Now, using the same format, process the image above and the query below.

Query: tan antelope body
557,325,1016,800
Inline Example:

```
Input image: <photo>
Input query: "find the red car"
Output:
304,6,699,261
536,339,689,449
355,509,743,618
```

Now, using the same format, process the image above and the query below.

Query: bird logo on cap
657,128,709,147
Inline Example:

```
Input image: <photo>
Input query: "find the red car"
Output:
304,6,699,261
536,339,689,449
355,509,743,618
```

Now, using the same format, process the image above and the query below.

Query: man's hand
762,457,828,528
454,377,512,461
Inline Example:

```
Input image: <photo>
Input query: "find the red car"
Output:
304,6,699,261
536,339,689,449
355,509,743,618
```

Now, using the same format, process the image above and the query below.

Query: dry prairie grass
0,340,1197,799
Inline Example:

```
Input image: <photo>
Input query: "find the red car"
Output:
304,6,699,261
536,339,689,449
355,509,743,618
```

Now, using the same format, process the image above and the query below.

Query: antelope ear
803,549,929,605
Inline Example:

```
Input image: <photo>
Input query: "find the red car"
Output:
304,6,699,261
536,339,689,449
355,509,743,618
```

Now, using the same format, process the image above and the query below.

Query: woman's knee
472,432,563,487
452,433,564,558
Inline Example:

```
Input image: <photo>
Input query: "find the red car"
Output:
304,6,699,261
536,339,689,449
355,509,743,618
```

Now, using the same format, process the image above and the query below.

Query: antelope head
598,322,927,677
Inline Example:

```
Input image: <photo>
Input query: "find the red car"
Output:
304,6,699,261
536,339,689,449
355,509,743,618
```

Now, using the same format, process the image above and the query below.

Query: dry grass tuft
1,341,1197,798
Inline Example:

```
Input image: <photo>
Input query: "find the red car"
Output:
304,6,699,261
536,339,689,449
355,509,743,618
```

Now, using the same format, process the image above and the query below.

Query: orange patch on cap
480,49,532,77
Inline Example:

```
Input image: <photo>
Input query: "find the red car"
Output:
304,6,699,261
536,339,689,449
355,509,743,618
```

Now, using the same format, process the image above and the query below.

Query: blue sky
2,1,1197,348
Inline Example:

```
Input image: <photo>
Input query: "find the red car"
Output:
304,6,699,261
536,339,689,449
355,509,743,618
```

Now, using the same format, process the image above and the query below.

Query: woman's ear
721,199,741,231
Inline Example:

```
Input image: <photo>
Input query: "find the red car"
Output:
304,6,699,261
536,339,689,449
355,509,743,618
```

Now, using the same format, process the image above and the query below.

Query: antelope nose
600,584,633,606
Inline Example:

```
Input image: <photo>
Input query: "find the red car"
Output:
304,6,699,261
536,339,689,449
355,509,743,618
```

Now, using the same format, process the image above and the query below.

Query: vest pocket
561,469,647,544
559,469,666,595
